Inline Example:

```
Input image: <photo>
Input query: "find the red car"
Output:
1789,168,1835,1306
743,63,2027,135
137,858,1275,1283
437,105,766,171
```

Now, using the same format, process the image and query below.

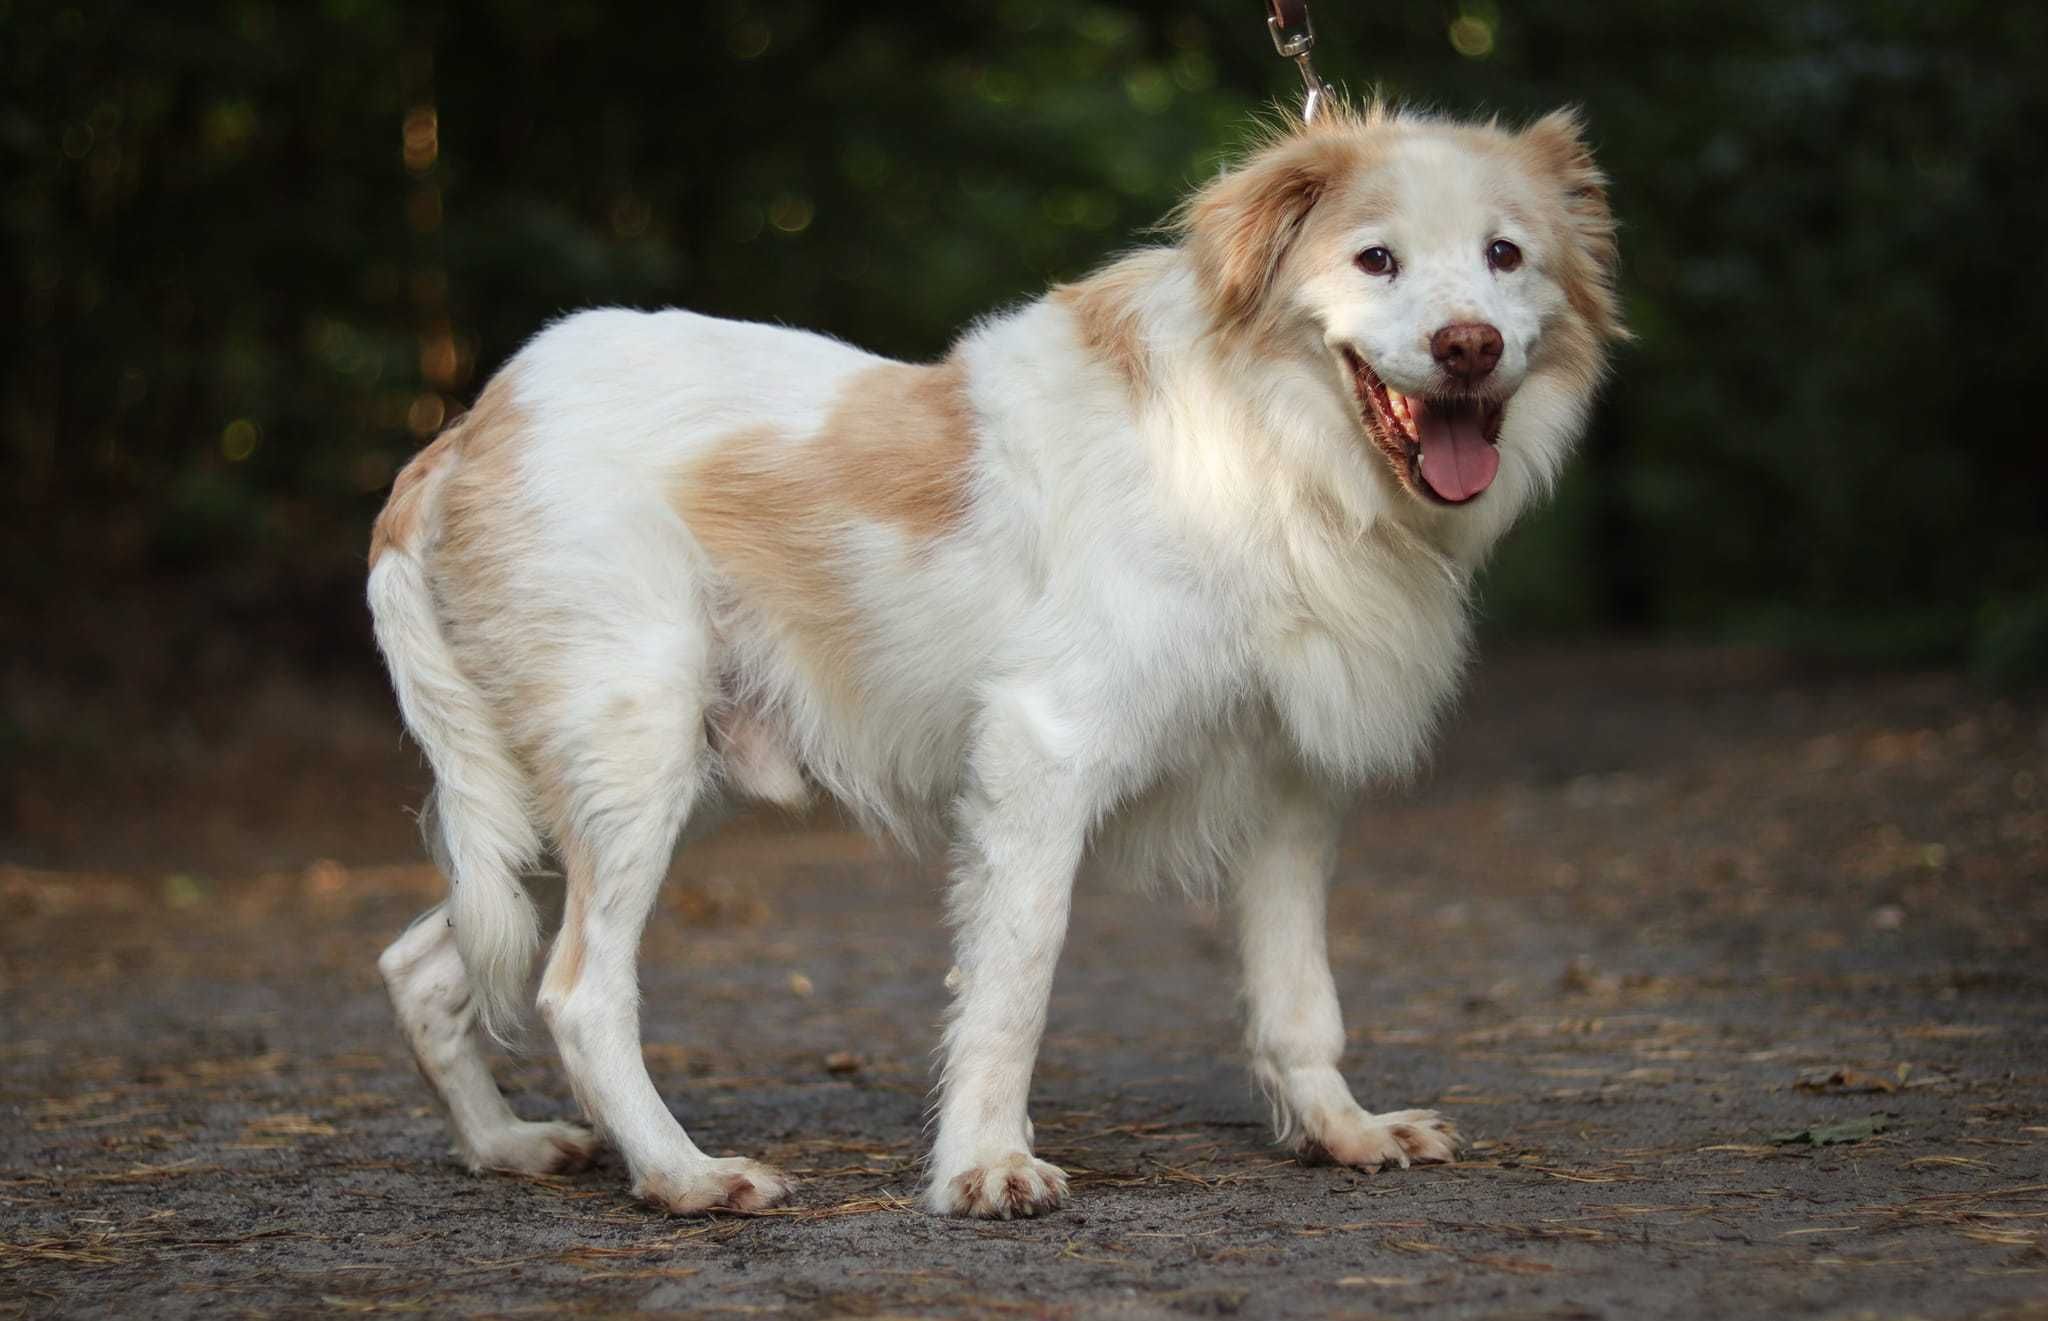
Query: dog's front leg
924,757,1089,1218
1235,788,1459,1172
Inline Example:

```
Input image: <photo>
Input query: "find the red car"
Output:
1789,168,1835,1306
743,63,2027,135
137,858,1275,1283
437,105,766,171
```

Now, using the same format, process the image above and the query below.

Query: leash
1265,0,1337,122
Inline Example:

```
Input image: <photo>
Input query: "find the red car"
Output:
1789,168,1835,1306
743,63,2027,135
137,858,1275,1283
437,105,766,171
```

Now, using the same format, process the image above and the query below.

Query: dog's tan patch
675,423,862,707
407,369,591,817
371,373,528,568
417,376,534,620
1050,252,1167,394
436,380,540,626
1179,126,1371,328
675,359,978,703
369,432,455,567
1477,111,1627,400
540,858,588,1007
835,359,978,537
1506,109,1626,346
434,377,532,558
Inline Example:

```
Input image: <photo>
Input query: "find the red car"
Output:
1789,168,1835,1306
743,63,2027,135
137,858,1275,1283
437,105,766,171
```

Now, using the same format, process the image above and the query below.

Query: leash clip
1266,0,1336,123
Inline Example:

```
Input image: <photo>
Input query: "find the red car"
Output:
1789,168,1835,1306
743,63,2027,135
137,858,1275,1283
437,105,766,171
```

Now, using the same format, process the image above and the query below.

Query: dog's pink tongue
1416,405,1500,503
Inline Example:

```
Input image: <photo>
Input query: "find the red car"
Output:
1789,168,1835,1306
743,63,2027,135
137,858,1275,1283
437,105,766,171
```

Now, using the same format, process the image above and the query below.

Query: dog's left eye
1487,239,1523,273
1356,247,1397,277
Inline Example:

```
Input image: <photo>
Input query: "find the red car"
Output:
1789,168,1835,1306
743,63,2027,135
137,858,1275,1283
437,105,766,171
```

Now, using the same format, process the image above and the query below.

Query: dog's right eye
1356,246,1397,277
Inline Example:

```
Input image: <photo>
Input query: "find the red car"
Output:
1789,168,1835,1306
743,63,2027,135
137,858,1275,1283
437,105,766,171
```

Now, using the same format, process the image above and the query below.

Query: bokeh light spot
221,419,260,462
729,18,772,60
406,394,446,436
419,331,459,389
1124,68,1173,113
1449,15,1495,58
402,106,438,172
768,194,814,235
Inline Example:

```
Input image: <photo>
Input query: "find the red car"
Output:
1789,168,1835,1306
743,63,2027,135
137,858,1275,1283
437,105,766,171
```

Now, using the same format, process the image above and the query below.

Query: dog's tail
367,425,542,1044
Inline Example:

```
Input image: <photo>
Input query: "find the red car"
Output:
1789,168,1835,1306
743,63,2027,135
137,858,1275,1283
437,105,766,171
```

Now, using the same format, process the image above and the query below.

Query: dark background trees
6,0,2045,695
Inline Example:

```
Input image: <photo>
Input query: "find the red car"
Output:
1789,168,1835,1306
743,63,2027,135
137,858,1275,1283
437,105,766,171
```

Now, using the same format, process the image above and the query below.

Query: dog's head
1181,103,1624,513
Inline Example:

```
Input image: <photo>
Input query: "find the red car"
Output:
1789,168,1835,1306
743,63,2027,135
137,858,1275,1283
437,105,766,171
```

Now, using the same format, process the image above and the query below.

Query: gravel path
4,647,2044,1318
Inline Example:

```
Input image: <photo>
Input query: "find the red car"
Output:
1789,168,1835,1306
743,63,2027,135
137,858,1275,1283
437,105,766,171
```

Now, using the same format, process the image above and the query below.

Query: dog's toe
635,1157,792,1215
716,1161,792,1212
927,1152,1068,1218
1303,1107,1460,1172
467,1120,600,1176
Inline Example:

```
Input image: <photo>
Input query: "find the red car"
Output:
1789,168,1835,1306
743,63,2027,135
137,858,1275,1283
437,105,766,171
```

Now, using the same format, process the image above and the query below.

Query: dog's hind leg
532,665,791,1216
379,903,598,1174
1234,788,1458,1172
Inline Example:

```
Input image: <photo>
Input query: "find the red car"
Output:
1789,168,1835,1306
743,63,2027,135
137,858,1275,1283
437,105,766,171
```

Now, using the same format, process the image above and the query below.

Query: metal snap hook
1265,0,1337,122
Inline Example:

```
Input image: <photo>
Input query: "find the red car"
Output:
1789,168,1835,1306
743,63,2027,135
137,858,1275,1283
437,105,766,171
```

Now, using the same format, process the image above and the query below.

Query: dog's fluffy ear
1181,130,1354,325
1518,108,1627,342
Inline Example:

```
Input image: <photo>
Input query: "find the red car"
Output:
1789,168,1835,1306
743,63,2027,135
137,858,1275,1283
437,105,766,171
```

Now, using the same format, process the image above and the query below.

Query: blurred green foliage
5,0,2043,677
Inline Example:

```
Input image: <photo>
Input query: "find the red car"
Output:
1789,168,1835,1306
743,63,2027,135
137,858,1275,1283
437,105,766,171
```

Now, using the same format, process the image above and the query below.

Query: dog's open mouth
1340,348,1503,505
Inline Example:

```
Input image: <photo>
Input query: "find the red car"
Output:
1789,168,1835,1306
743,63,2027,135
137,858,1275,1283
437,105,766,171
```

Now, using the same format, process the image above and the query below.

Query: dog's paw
927,1152,1069,1219
1300,1107,1460,1172
465,1120,600,1176
635,1157,792,1215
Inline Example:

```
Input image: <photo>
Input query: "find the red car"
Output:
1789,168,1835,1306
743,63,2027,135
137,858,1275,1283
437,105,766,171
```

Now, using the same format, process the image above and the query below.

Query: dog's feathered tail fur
367,436,542,1044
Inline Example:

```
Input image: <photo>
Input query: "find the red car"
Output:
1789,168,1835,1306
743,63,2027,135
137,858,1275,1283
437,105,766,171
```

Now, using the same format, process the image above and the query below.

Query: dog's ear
1181,132,1352,325
1519,109,1627,342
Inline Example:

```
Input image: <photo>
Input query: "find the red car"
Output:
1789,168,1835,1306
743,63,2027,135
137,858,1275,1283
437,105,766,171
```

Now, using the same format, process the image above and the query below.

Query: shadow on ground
3,647,2045,1318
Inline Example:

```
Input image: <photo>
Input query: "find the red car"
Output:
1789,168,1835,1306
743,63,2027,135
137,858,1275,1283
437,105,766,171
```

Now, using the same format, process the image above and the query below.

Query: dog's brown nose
1431,322,1504,382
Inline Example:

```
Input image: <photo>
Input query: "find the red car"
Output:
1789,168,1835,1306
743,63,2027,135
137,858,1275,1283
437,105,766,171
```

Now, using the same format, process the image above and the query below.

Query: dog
367,99,1623,1219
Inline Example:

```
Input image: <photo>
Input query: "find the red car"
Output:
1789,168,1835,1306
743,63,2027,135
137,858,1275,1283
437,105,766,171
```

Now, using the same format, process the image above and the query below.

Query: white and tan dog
367,100,1623,1218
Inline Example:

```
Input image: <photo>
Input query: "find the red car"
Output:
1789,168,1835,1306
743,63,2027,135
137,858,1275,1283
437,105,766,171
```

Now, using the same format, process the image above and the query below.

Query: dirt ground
3,646,2045,1319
